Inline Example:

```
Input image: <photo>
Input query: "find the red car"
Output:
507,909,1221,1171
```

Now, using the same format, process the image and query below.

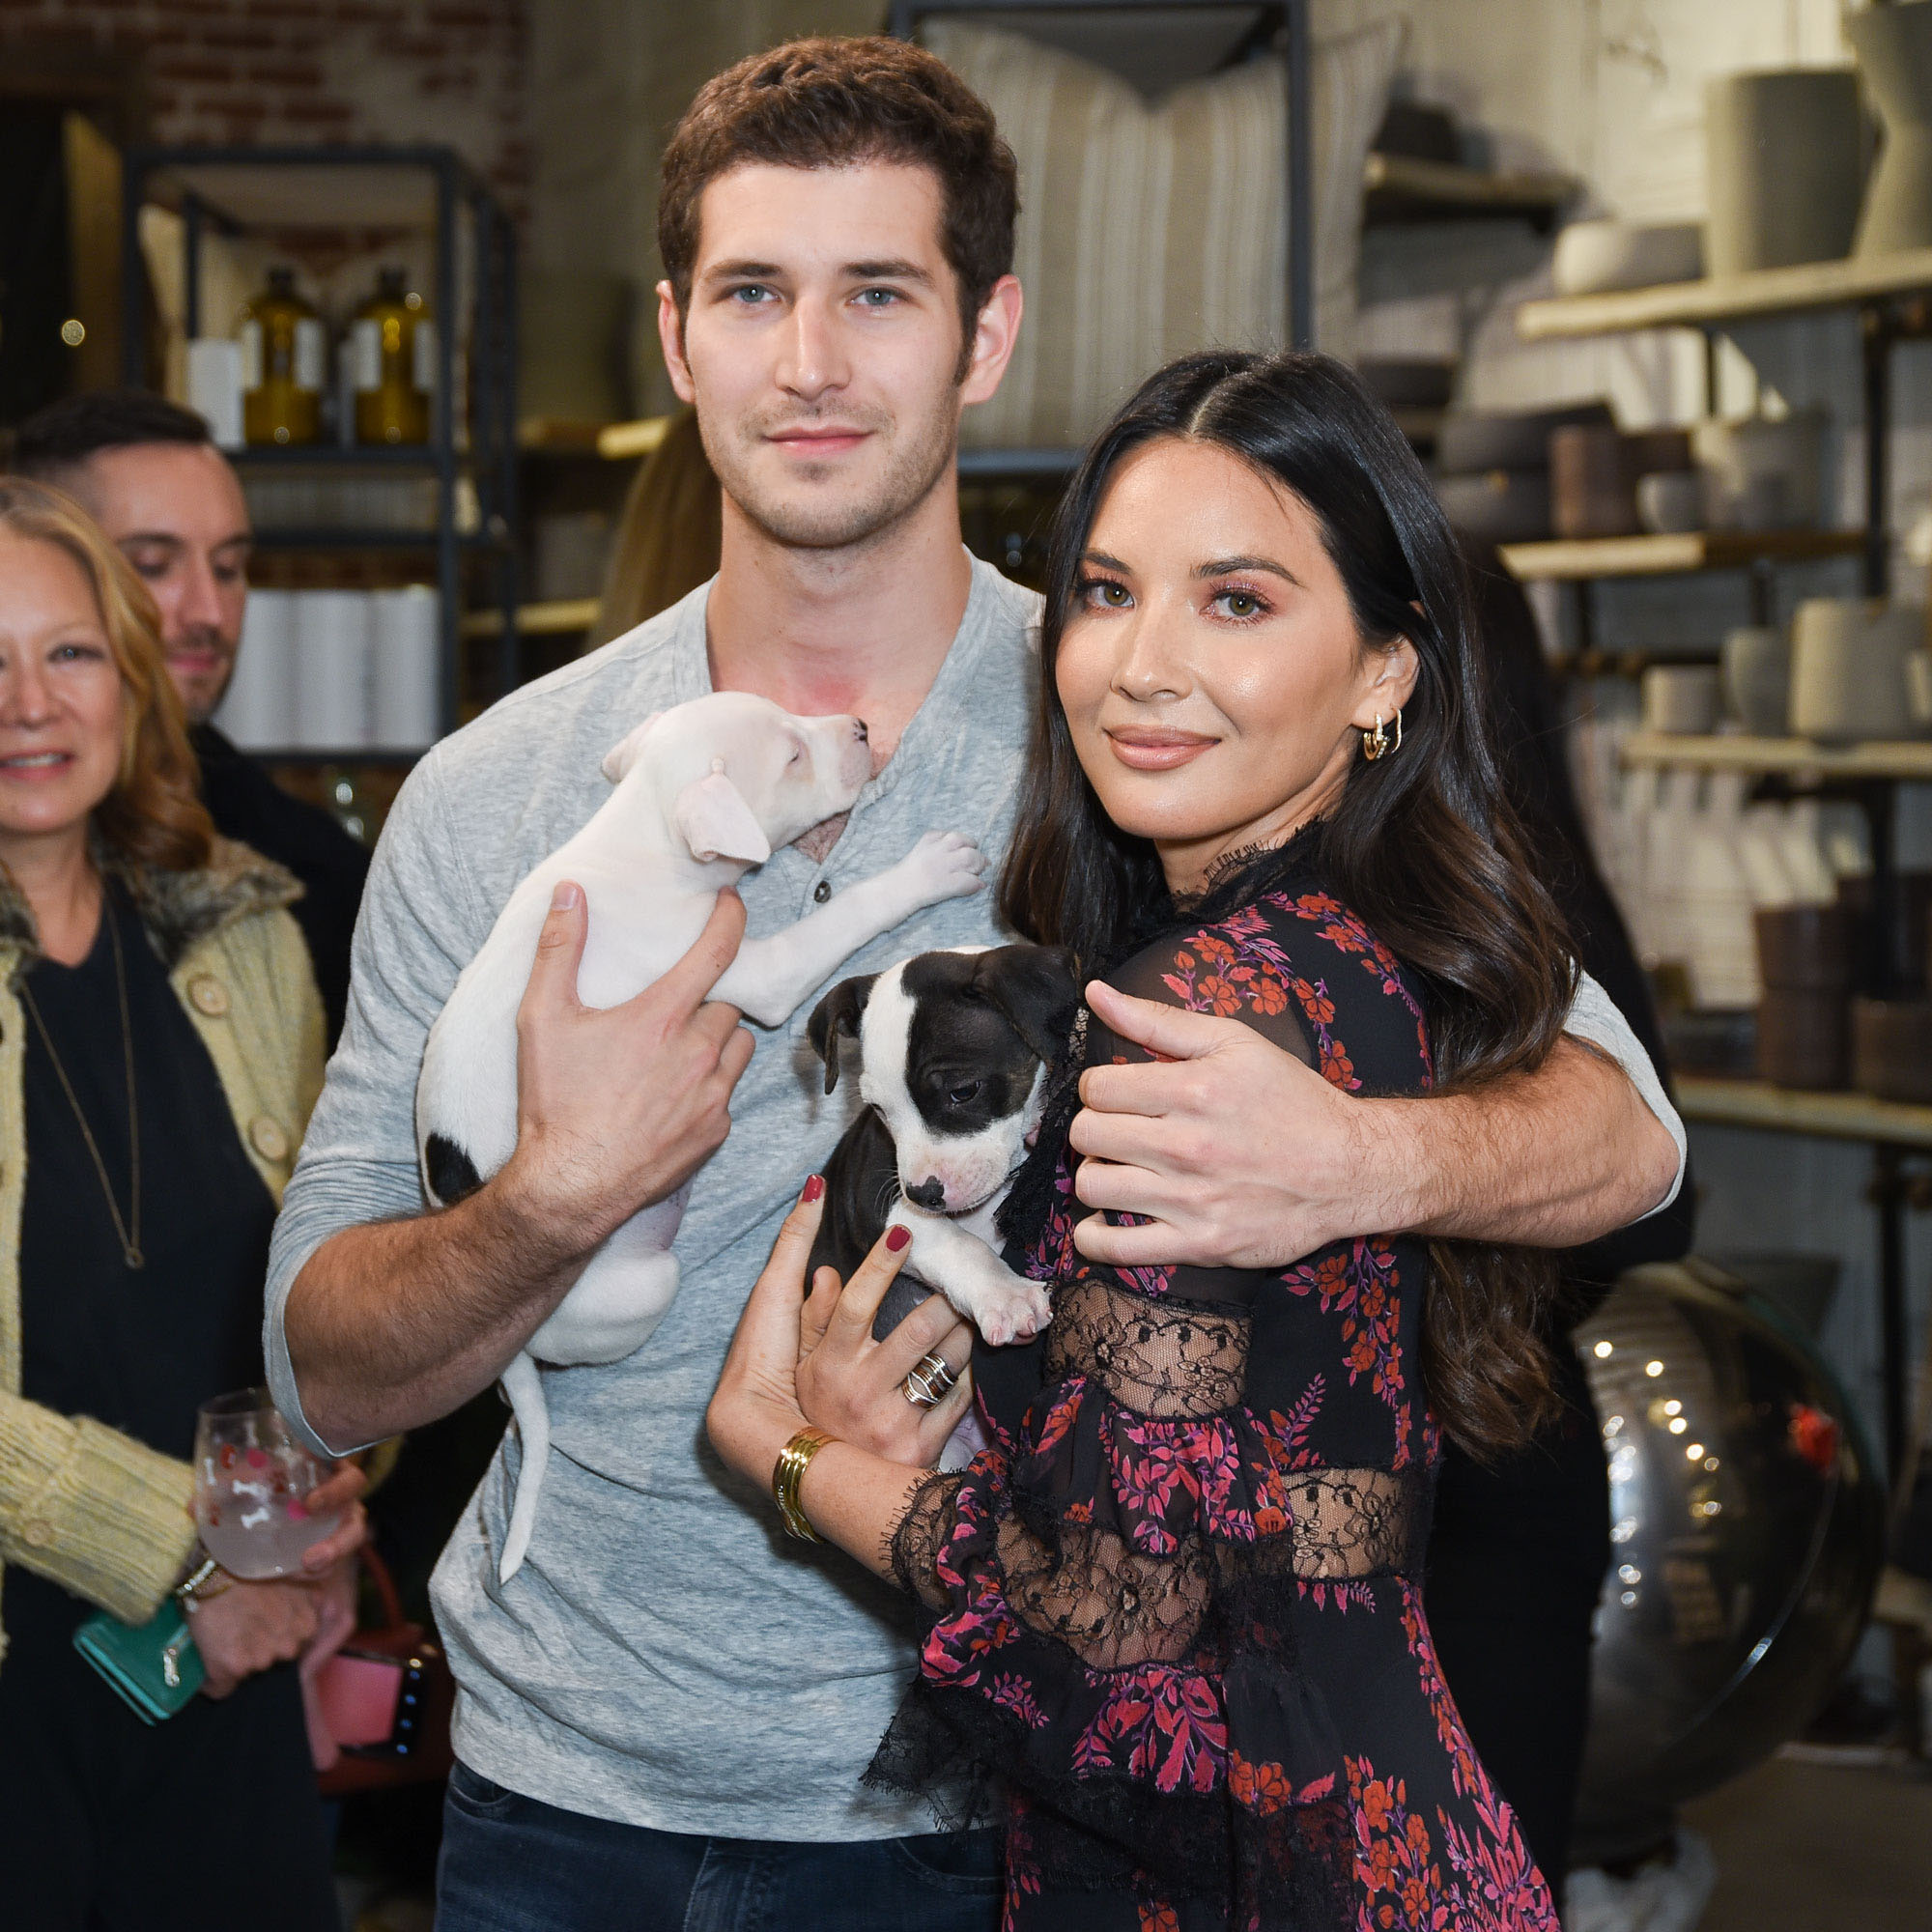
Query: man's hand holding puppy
284,889,752,1452
503,881,754,1249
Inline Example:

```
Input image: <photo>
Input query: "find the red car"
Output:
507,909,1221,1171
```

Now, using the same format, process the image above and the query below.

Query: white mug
1721,625,1790,737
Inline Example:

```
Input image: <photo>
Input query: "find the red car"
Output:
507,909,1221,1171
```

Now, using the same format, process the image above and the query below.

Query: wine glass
192,1388,341,1579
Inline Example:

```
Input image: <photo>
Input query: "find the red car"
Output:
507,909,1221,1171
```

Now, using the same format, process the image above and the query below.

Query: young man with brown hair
268,39,1682,1928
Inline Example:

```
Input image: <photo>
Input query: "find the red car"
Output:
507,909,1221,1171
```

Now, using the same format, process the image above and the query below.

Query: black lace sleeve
888,1469,965,1610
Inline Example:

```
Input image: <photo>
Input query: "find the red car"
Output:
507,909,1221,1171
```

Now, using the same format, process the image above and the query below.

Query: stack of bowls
1433,401,1613,545
1843,884,1932,1105
1754,906,1852,1089
1548,425,1696,540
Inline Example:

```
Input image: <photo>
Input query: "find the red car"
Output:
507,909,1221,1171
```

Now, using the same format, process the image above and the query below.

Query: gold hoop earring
1362,707,1402,762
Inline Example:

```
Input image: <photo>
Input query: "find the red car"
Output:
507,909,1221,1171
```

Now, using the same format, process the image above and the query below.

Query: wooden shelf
460,597,599,639
1363,152,1577,229
1620,733,1932,781
1499,528,1865,581
595,416,672,461
1676,1076,1932,1151
1518,247,1932,343
517,418,616,454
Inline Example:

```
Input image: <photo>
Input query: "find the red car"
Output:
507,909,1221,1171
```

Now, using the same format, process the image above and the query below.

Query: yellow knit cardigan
0,838,326,1667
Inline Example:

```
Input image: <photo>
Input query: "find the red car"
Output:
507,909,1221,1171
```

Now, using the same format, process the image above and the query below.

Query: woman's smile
0,748,79,778
1102,724,1218,771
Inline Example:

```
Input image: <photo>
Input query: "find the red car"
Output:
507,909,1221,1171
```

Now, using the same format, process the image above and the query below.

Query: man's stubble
697,389,961,555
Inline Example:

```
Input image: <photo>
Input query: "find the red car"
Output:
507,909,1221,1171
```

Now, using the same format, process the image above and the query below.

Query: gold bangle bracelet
772,1427,835,1543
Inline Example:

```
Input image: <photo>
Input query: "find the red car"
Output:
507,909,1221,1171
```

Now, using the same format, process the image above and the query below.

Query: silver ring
901,1350,957,1409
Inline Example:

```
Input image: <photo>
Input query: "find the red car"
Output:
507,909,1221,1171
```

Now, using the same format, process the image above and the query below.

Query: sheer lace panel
997,1519,1214,1670
892,1470,965,1612
1234,1466,1428,1582
1043,1275,1251,1419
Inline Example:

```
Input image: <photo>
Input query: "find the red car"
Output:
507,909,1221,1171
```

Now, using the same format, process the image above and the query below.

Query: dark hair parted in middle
1000,349,1579,1458
658,36,1019,368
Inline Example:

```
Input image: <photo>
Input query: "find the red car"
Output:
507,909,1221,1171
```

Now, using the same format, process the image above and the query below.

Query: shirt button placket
812,879,832,905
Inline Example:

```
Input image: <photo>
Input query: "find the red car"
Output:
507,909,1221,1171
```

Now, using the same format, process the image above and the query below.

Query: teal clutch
72,1600,204,1722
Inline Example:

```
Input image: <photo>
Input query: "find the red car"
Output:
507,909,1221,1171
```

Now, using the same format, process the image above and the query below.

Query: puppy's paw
901,830,988,905
972,1277,1054,1349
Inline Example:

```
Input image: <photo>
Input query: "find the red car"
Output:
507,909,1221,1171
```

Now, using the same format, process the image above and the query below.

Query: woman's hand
797,1226,976,1467
298,1460,370,1577
708,1182,975,1490
189,1577,326,1698
189,1459,370,1698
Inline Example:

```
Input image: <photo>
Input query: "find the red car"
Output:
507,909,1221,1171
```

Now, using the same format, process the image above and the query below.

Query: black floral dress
870,868,1561,1932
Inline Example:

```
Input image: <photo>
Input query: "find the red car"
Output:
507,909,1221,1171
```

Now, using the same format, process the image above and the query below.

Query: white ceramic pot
1642,665,1722,736
1906,650,1932,733
1705,69,1864,276
1789,599,1921,742
1721,625,1791,737
1552,220,1704,297
1691,411,1826,531
1849,1,1932,258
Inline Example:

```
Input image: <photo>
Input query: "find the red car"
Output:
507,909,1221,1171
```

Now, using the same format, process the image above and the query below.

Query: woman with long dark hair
710,351,1573,1929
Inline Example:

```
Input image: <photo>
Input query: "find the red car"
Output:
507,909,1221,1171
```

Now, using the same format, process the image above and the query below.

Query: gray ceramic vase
1851,1,1932,258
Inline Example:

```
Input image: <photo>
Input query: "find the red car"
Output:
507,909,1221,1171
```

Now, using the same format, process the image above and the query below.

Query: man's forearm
1385,1036,1679,1246
284,1174,591,1452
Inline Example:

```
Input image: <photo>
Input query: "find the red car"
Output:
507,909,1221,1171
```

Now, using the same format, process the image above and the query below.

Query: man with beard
267,40,1686,1930
12,391,370,1039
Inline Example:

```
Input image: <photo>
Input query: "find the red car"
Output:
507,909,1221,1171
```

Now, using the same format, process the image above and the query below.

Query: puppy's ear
601,712,665,783
975,944,1082,1065
807,973,877,1094
671,770,771,867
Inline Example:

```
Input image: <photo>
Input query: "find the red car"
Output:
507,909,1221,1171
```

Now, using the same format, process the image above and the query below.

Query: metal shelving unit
1622,729,1932,1478
1517,256,1932,1478
1517,248,1932,603
119,144,520,740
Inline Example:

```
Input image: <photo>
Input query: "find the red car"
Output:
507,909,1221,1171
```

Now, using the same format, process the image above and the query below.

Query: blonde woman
0,480,363,1929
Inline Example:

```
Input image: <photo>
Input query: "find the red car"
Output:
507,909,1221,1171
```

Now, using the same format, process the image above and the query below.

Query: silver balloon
1571,1259,1885,1862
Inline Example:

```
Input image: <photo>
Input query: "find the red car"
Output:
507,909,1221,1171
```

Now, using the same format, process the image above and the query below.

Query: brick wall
2,0,528,215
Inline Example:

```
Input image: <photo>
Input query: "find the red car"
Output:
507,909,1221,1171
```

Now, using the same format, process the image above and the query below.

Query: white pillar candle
213,587,297,750
293,588,373,750
370,585,441,751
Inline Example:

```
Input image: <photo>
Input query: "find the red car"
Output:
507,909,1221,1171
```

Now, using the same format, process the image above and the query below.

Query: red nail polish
886,1224,911,1252
802,1174,824,1205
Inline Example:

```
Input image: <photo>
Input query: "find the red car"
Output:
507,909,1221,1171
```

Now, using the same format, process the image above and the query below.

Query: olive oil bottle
239,267,324,446
351,266,434,445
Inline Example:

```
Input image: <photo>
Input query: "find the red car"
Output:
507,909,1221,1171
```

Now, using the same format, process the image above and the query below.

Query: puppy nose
852,718,868,742
904,1177,945,1210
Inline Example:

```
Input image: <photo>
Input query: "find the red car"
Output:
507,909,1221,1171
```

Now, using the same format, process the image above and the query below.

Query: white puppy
417,691,986,1580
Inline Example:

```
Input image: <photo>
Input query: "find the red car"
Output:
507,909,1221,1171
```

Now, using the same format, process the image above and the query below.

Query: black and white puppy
806,944,1080,1348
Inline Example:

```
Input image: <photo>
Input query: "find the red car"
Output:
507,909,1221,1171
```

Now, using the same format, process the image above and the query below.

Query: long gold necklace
21,894,143,1269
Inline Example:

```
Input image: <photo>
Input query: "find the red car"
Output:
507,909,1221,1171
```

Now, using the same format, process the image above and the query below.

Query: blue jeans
437,1761,1004,1931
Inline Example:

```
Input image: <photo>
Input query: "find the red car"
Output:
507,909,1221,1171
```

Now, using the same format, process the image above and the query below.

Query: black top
8,886,276,1645
190,723,370,1044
